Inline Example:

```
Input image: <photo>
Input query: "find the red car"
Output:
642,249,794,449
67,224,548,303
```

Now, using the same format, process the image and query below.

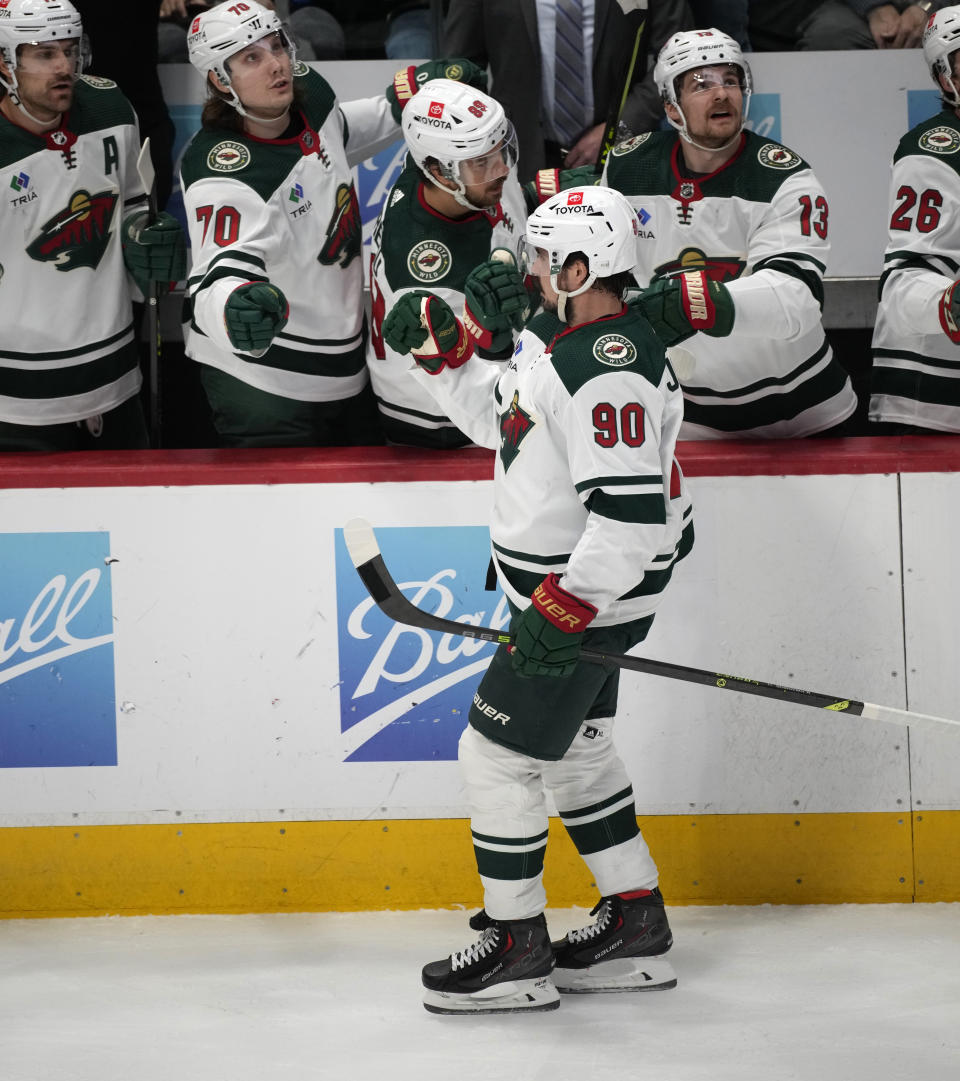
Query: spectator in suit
443,0,695,176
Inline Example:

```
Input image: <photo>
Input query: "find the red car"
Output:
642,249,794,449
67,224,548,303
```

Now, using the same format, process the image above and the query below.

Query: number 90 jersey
412,306,694,627
603,129,856,439
870,109,960,432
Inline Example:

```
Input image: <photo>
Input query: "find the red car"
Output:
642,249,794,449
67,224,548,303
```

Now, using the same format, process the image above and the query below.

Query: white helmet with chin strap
653,28,751,151
522,185,639,323
402,78,518,212
187,0,295,119
0,0,84,107
923,6,960,107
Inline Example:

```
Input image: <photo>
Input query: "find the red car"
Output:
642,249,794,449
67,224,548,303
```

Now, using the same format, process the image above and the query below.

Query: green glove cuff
224,282,289,353
386,58,488,123
122,210,187,289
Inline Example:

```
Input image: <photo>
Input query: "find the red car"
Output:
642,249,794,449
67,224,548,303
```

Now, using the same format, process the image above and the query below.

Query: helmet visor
15,38,84,76
459,124,519,185
678,63,745,96
225,29,295,74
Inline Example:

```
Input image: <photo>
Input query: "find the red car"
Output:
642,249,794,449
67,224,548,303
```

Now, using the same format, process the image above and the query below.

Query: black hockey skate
551,888,677,993
422,914,559,1014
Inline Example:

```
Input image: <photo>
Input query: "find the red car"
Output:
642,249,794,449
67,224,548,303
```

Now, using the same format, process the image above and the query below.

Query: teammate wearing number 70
382,185,693,1013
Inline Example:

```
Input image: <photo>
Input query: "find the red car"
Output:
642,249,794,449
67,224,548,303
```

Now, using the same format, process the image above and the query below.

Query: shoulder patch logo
408,239,452,282
919,126,960,154
78,75,116,90
612,132,651,157
757,143,801,170
208,141,250,173
293,60,311,77
592,333,637,367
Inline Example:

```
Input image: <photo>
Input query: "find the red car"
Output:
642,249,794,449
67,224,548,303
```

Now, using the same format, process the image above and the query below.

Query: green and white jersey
367,162,528,447
870,110,960,432
180,66,395,402
413,306,694,626
0,76,146,425
604,130,856,438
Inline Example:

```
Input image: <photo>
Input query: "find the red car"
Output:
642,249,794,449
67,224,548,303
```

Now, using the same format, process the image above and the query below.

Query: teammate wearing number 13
605,30,857,439
383,186,692,1013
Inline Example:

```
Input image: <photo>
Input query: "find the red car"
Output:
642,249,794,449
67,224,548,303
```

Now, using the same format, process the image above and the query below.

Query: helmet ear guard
923,7,960,107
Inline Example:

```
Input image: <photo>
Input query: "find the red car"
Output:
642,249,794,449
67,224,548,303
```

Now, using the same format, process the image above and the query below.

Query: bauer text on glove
635,270,735,348
510,574,597,679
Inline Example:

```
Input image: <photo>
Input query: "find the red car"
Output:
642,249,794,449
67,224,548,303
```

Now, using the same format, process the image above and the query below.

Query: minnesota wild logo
654,247,745,283
499,390,534,472
26,188,118,271
318,183,361,267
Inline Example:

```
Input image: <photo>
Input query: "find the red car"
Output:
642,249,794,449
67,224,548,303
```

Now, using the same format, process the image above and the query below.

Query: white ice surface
2,904,959,1081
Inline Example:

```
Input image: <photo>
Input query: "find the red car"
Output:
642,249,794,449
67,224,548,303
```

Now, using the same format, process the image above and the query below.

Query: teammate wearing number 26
0,0,185,451
604,30,857,439
870,7,960,434
384,186,691,1014
181,0,486,446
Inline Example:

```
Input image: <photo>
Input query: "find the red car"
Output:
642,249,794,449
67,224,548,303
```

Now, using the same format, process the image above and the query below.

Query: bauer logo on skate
0,532,118,769
333,526,508,762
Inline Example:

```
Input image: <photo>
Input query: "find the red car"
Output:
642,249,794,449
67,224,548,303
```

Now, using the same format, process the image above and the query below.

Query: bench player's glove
635,270,735,348
382,290,474,374
939,279,960,343
224,282,289,353
386,58,488,123
463,250,530,353
122,211,186,294
510,574,597,679
528,164,600,205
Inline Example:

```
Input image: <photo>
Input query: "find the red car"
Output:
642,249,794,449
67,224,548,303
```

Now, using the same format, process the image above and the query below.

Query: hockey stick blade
342,519,960,733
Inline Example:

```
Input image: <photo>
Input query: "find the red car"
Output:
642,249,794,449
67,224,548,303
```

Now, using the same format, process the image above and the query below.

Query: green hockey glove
463,251,530,353
635,270,735,348
386,58,488,123
122,210,186,293
939,279,960,343
224,282,289,353
527,164,601,205
510,574,598,679
382,290,474,374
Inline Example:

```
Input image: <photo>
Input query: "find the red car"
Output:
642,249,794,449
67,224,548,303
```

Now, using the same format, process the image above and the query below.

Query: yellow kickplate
0,810,926,919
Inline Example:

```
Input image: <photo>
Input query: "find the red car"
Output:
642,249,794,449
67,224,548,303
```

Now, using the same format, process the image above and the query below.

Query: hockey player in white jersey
383,186,692,1014
870,6,960,433
367,78,530,447
605,29,858,439
0,0,186,451
181,0,486,447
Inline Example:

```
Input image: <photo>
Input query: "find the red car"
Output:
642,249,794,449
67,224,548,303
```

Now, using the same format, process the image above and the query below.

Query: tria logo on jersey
0,532,118,769
334,526,507,762
26,189,119,271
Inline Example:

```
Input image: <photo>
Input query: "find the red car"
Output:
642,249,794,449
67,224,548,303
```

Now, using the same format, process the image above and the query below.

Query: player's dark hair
562,252,634,299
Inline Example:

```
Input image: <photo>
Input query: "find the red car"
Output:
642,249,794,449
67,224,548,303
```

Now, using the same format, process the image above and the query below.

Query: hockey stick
343,518,960,733
135,138,161,447
596,0,649,170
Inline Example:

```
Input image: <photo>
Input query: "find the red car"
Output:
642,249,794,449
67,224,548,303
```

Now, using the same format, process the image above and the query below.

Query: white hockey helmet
187,0,295,115
0,0,84,98
923,6,960,107
403,78,518,210
653,28,751,147
522,185,639,321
